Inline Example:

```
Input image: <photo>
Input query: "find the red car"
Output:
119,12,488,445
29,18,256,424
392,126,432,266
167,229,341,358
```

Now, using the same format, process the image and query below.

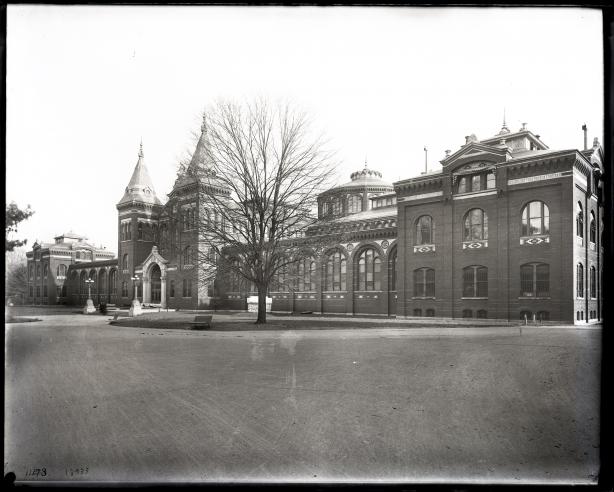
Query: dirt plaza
4,309,601,484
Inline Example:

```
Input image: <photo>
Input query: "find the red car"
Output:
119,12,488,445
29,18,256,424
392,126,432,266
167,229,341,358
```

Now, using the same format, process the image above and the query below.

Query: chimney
521,122,527,131
593,137,600,149
582,124,588,150
445,149,451,157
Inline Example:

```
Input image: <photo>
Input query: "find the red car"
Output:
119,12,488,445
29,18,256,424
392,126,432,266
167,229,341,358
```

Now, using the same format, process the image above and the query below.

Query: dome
333,163,393,191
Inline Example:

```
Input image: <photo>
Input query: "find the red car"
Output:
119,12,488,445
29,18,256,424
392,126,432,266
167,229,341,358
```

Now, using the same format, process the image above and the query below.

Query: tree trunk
256,286,267,324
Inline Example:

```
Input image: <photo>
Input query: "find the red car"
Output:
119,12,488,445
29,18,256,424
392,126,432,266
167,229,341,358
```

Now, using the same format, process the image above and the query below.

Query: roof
172,115,229,193
324,206,396,224
118,143,162,207
323,163,393,194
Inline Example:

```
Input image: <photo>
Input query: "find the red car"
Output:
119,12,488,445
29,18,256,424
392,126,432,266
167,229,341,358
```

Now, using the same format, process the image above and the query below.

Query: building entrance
151,264,161,303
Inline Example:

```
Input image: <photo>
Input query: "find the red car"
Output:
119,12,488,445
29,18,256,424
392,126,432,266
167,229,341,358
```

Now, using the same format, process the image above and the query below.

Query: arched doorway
150,264,161,303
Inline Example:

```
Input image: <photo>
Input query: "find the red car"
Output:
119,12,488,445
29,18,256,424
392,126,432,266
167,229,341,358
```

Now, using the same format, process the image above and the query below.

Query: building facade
25,118,604,324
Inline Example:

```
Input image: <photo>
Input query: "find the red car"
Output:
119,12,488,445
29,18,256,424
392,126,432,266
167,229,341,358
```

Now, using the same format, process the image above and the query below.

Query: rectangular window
43,285,47,297
414,269,425,297
458,177,467,193
476,267,488,297
425,268,435,297
36,286,40,297
486,173,495,189
536,264,550,297
170,280,175,297
520,265,534,297
472,174,481,192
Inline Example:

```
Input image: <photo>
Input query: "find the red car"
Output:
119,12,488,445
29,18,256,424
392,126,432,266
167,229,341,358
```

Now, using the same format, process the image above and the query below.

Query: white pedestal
83,299,96,314
129,299,142,317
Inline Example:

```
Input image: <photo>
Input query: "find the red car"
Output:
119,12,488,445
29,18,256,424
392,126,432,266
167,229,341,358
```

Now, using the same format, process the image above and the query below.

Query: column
161,275,167,309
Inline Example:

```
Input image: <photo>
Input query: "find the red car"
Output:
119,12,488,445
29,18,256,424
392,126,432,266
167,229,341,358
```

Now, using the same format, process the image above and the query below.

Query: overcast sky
6,6,603,255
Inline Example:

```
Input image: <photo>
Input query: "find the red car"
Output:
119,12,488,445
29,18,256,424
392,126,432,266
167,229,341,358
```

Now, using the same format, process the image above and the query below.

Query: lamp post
83,278,96,314
129,274,142,317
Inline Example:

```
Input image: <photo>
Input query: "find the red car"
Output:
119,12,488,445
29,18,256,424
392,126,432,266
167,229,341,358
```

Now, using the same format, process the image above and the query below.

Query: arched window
121,281,128,297
576,202,584,238
324,251,347,291
520,263,549,297
590,266,596,298
521,201,550,236
413,268,435,297
415,215,433,245
590,212,596,243
57,264,67,277
347,195,363,214
36,264,41,278
462,266,488,297
183,246,193,266
28,264,33,279
138,222,143,240
389,248,397,291
464,209,488,241
182,279,192,297
122,254,129,270
356,248,381,291
298,259,316,291
576,263,584,298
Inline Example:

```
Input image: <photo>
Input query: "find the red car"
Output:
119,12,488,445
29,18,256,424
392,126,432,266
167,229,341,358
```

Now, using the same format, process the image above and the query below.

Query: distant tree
192,99,337,324
6,202,34,251
5,250,28,304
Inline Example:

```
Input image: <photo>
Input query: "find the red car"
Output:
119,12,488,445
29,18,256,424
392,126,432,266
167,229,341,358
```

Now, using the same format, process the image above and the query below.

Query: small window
486,172,496,189
590,212,596,243
138,222,143,240
521,201,550,236
477,309,487,319
122,254,129,270
577,263,584,298
415,215,433,245
462,309,472,318
590,266,596,298
463,266,488,297
471,174,481,192
413,308,422,317
426,308,435,317
576,202,584,238
464,209,488,241
170,280,175,298
414,268,435,297
537,311,549,321
458,177,467,194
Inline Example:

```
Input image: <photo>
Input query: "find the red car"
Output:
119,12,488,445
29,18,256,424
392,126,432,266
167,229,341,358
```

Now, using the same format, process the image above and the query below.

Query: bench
190,315,212,330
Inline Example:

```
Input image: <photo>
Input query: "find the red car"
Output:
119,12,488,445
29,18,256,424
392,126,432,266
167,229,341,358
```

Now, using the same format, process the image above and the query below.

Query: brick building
25,117,604,324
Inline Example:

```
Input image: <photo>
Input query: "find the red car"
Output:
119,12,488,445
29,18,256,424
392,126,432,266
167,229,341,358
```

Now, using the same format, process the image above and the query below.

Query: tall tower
116,142,163,305
167,114,230,309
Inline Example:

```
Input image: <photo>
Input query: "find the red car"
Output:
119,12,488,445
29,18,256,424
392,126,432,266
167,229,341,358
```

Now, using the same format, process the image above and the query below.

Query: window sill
412,296,436,300
518,296,551,300
461,297,488,300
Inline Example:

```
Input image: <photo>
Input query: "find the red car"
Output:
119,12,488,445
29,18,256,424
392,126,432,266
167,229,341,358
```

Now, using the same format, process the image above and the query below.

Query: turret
116,142,163,305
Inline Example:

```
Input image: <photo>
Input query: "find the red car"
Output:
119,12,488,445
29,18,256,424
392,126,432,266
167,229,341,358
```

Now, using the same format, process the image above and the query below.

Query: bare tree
190,99,338,323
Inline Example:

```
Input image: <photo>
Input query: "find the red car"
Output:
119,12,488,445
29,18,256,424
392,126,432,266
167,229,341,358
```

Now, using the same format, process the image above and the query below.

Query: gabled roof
117,143,162,207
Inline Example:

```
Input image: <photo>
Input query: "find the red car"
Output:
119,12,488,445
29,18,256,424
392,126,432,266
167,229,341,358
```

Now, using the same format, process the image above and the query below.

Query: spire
117,141,162,207
497,108,510,135
201,112,207,133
